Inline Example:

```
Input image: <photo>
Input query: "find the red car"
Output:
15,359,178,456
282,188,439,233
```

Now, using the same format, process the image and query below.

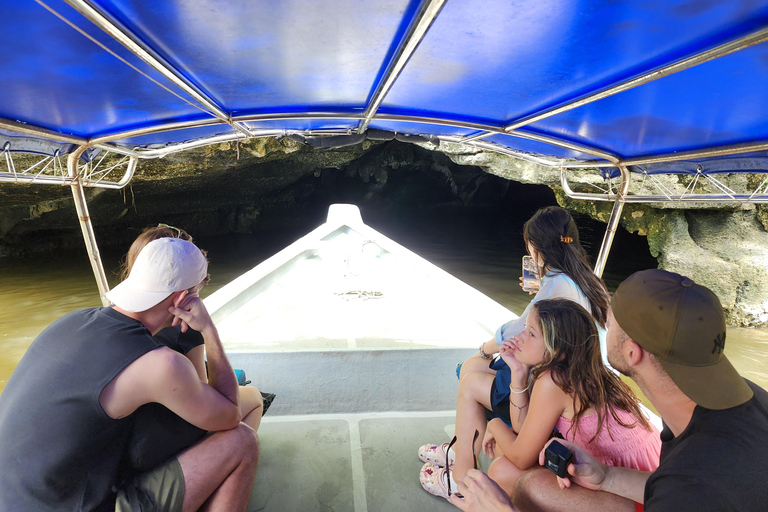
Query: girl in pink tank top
555,408,659,471
482,298,661,496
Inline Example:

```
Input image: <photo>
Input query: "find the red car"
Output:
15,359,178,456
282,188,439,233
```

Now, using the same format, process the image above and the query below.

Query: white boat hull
205,204,515,413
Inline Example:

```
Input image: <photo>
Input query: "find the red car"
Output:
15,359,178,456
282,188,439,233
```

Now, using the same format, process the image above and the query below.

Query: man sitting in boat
454,269,768,512
121,225,269,475
0,237,258,512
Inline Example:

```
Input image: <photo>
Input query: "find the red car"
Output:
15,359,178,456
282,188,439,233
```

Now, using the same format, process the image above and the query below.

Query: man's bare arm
450,469,518,512
100,292,241,431
170,292,239,409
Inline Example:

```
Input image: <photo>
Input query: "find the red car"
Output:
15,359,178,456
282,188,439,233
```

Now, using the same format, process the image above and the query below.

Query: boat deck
208,206,508,510
247,410,469,512
228,347,487,511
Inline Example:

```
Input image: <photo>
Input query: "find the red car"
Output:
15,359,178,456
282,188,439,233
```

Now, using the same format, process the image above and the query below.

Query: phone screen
522,255,539,292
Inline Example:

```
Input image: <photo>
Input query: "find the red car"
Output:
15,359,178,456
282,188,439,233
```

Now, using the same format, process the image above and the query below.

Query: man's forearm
200,326,239,408
602,466,651,504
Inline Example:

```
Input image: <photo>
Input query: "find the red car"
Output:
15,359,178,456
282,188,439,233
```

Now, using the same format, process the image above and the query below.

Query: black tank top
0,307,160,512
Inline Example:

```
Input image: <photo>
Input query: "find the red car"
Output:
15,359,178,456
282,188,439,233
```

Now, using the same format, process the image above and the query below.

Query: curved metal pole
357,0,447,133
93,132,254,158
592,164,630,278
463,25,768,143
68,146,111,305
563,138,768,169
0,117,86,145
97,155,137,188
87,110,620,164
505,27,768,133
439,135,566,167
63,0,250,137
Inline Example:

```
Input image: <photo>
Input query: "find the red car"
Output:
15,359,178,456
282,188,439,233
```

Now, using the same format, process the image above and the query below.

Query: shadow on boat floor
247,411,461,512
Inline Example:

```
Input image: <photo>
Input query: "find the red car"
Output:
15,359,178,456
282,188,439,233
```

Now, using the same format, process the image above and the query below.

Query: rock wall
2,137,767,326
0,137,373,253
619,207,768,327
429,142,768,327
0,139,513,254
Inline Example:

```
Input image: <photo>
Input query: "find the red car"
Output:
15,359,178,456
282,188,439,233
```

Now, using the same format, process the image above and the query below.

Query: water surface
1,208,766,395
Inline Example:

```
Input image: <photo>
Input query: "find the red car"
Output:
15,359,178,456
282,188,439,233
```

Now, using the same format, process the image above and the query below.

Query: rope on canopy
61,0,251,138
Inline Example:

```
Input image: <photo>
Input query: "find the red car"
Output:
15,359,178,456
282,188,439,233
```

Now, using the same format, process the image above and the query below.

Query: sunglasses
445,429,479,499
157,223,183,238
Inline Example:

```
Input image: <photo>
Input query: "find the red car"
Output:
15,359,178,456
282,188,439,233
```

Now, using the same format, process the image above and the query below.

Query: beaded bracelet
509,384,529,394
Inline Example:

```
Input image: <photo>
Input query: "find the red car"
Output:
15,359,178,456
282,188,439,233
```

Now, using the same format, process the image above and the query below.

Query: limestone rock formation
428,141,768,327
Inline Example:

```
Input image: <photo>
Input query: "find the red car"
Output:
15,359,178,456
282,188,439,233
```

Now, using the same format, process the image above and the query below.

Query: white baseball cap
106,237,208,313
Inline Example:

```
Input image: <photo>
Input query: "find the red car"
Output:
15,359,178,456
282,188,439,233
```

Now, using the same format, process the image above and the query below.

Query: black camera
544,440,573,478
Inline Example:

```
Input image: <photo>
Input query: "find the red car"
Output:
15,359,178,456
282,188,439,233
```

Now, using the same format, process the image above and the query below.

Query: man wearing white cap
509,269,768,511
0,237,258,512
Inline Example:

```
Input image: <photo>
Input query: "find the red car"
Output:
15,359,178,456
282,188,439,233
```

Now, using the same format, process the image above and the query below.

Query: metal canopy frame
3,1,768,303
463,25,768,142
357,0,447,134
1,145,137,188
62,0,251,137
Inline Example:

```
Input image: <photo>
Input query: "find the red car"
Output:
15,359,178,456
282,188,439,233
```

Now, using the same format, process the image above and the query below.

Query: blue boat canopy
1,0,767,170
3,0,768,301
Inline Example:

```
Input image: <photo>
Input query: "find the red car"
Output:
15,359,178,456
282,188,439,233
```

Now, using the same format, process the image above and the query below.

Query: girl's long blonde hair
530,298,651,442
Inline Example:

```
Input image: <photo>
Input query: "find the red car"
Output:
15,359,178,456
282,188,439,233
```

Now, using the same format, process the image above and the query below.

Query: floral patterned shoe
418,441,456,467
419,462,455,500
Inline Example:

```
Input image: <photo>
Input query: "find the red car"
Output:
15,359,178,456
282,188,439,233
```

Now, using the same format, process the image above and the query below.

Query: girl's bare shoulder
533,369,570,402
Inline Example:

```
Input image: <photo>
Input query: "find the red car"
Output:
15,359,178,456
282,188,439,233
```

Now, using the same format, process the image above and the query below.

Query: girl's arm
491,371,568,470
498,339,531,433
487,417,516,457
494,273,562,347
507,382,530,434
481,338,500,357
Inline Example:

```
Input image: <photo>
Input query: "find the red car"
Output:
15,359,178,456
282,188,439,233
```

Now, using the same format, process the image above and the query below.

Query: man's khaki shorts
115,457,185,512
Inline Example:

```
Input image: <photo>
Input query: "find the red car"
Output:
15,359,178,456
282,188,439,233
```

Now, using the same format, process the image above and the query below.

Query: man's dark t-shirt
154,324,204,354
0,308,159,512
644,380,768,511
124,325,206,474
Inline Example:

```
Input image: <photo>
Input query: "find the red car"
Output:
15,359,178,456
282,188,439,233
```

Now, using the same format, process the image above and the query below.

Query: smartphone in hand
522,255,539,292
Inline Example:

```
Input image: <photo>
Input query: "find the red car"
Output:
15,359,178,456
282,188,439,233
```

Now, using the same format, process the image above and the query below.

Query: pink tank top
555,408,661,471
